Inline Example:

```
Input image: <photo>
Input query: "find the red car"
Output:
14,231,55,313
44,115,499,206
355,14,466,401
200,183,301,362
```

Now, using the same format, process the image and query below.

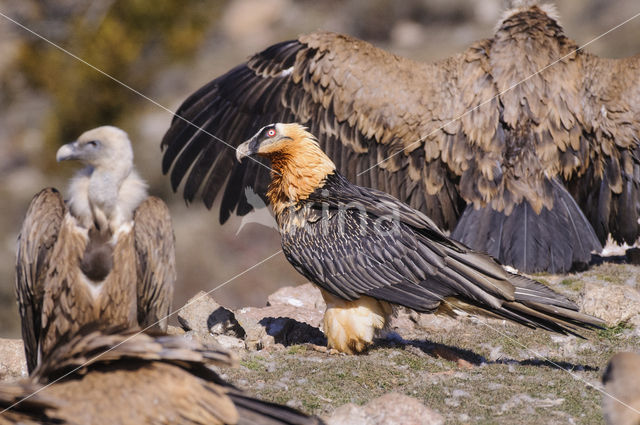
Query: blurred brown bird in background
0,327,323,425
602,352,640,425
161,2,640,274
15,126,175,373
234,123,603,354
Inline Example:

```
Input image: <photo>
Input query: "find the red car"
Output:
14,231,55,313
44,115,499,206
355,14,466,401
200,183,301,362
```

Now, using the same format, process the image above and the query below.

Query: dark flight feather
280,172,603,336
161,5,639,273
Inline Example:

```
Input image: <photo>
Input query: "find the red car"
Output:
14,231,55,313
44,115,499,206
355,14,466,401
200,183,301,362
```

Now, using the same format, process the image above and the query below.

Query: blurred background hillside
0,0,639,338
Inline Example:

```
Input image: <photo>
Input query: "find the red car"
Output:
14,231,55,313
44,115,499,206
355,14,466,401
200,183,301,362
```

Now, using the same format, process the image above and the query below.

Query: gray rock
235,305,326,349
325,392,444,425
580,283,640,326
0,338,27,382
389,308,459,335
166,325,185,336
267,283,326,311
181,330,239,359
177,291,245,338
238,304,324,329
209,306,245,339
327,403,369,425
215,334,246,351
234,310,275,351
626,247,640,265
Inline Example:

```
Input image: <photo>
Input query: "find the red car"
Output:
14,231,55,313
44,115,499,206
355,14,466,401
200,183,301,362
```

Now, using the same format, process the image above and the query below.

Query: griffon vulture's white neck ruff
57,126,148,232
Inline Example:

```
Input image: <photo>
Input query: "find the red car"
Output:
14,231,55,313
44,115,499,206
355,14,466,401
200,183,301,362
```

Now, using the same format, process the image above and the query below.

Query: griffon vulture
0,327,323,425
601,352,640,425
160,3,640,273
234,123,603,354
15,126,175,373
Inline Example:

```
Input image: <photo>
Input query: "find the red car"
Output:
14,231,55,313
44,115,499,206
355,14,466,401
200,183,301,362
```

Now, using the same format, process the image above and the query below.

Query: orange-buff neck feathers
263,124,336,214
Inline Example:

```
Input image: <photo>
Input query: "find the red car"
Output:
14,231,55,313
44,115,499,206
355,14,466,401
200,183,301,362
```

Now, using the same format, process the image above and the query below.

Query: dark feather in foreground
283,171,603,337
0,327,323,425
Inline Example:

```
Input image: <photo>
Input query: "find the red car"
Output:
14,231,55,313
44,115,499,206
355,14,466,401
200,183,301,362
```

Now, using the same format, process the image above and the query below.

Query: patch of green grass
240,357,264,371
559,278,583,292
302,398,322,412
287,345,307,355
597,322,632,340
391,352,428,371
223,285,640,425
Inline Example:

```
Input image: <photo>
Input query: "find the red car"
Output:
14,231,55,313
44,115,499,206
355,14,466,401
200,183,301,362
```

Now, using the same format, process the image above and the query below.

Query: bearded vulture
160,3,640,274
0,327,322,425
15,126,175,373
233,123,603,354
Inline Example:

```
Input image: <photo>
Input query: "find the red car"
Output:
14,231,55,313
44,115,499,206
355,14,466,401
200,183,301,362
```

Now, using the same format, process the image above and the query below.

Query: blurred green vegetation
15,0,224,149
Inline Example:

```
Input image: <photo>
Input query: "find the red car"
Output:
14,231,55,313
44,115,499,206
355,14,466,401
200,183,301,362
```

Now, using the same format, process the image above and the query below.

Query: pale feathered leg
320,289,392,354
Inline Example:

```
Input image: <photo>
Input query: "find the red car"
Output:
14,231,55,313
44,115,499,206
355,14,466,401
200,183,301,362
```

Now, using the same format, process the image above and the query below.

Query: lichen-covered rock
235,305,325,349
0,338,27,382
166,325,185,336
267,283,326,311
580,283,640,326
215,334,246,351
389,308,459,335
234,309,275,351
177,291,219,333
177,291,245,338
325,392,444,425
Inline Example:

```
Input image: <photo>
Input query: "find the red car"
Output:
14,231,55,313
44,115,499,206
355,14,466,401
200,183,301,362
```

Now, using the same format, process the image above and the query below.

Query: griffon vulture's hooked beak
56,141,80,162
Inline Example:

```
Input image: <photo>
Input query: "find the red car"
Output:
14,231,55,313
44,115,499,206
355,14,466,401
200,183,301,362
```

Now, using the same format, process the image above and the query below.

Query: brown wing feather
15,188,66,373
133,196,175,333
0,382,65,424
161,5,639,272
566,53,640,244
160,34,466,230
26,328,322,425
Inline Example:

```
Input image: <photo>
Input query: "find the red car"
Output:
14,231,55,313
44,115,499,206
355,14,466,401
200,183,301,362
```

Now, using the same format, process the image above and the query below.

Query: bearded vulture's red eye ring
267,129,276,137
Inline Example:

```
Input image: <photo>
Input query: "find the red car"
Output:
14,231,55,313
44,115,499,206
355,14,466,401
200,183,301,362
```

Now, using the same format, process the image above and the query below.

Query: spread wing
565,53,640,244
161,7,640,271
15,188,66,373
133,196,176,333
283,174,602,335
161,32,470,230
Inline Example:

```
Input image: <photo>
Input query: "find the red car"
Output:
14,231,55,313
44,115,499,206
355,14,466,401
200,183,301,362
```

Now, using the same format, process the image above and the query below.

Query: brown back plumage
161,3,640,273
0,328,323,425
15,190,175,373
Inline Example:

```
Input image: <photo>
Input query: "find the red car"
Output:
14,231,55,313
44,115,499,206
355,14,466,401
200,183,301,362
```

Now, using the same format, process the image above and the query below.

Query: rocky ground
2,262,639,424
2,0,640,339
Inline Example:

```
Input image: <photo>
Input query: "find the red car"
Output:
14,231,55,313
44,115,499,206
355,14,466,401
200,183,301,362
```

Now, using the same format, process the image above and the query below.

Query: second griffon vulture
161,3,640,273
15,126,175,373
